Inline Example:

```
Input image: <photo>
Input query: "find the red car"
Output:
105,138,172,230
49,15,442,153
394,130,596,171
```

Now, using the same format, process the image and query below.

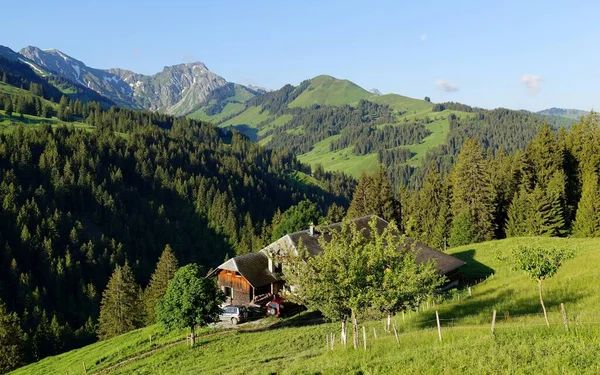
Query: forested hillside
399,112,600,251
0,90,354,368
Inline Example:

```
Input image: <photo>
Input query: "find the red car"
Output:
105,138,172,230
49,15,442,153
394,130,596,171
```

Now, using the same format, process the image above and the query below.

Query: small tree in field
283,217,443,349
511,246,574,327
156,264,224,345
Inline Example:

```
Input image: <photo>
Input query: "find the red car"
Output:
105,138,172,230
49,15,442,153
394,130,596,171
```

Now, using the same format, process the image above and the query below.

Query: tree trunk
538,279,550,328
351,309,358,350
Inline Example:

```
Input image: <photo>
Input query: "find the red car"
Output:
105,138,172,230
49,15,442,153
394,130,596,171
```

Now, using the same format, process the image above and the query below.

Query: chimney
309,223,314,236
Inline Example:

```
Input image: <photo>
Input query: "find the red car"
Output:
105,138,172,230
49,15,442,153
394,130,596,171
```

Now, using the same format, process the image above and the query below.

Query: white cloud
421,34,427,41
436,79,459,92
520,74,543,93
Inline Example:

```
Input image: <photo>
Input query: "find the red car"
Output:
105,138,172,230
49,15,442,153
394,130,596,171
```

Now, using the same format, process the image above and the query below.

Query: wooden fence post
332,333,335,349
468,286,472,297
491,310,497,336
402,311,405,322
561,303,569,331
326,333,329,350
373,327,377,339
393,323,400,346
363,326,367,350
82,362,87,375
435,311,442,342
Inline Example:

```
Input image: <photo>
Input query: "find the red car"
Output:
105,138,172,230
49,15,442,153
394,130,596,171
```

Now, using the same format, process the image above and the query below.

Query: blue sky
1,0,598,111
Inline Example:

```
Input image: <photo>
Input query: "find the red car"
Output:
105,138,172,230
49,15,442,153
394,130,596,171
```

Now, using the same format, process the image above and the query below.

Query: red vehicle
266,297,302,318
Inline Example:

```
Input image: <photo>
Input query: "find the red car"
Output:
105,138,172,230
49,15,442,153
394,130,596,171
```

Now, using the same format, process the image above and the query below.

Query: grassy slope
288,75,373,108
14,237,600,375
0,110,92,132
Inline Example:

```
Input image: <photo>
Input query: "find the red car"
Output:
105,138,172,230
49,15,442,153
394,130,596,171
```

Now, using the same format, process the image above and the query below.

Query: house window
223,287,233,297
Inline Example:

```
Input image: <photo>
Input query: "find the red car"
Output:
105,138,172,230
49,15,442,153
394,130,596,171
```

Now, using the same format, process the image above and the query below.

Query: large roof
278,215,465,275
207,251,280,288
209,215,465,284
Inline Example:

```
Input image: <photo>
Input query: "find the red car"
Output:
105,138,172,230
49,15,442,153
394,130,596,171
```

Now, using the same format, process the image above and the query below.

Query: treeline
330,120,430,155
388,109,548,189
400,113,600,251
0,109,348,369
265,100,393,154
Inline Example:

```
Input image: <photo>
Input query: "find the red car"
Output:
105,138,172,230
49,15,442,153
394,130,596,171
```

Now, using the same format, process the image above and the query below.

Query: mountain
198,75,555,188
538,107,590,120
18,46,252,116
0,46,115,108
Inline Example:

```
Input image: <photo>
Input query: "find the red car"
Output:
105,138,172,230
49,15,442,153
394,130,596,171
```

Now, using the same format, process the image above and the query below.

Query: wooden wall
217,270,252,305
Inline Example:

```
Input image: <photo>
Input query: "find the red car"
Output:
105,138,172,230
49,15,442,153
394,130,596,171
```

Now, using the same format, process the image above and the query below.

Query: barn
208,215,465,305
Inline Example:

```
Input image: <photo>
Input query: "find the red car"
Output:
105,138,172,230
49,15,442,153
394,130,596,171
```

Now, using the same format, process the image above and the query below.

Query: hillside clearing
13,236,600,375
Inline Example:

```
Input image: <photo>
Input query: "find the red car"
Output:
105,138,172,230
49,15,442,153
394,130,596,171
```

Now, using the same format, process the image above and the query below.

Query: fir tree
416,168,444,247
144,245,179,325
98,262,142,340
449,211,478,247
0,302,26,374
347,167,400,224
573,172,600,237
450,139,496,244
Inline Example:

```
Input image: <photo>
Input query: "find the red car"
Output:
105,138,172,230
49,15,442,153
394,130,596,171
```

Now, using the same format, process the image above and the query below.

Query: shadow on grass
452,249,495,282
239,311,326,334
412,287,589,329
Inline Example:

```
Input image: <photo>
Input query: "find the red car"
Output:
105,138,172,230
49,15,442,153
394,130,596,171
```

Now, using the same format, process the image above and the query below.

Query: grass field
14,236,600,375
288,75,373,108
0,110,92,132
187,102,246,123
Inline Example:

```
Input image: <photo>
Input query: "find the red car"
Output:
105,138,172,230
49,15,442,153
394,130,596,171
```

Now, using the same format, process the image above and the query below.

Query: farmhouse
208,215,465,306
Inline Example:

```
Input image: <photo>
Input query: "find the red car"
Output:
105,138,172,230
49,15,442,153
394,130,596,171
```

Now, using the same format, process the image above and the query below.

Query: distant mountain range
0,43,595,183
7,45,264,116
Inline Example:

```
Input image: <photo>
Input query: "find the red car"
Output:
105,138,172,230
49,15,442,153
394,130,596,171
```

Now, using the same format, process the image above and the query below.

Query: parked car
219,305,248,325
266,297,302,318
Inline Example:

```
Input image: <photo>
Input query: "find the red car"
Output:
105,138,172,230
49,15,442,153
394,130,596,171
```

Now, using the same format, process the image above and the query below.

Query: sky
1,0,598,111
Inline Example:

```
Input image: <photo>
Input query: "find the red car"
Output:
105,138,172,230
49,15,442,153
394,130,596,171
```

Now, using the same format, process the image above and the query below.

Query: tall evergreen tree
450,139,496,245
415,168,445,247
347,167,401,224
506,125,568,237
573,172,600,237
144,245,179,325
0,302,26,373
98,262,142,340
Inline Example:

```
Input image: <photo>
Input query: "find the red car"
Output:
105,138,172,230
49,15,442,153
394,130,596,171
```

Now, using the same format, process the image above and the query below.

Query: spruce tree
347,171,373,219
450,139,496,244
573,172,600,236
144,245,179,325
0,302,26,373
347,167,401,224
98,262,142,339
416,168,445,247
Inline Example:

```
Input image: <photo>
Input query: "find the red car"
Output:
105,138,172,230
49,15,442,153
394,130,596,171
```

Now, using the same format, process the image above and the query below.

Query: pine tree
505,190,530,237
573,172,600,236
5,99,13,116
144,245,179,325
450,139,496,244
347,172,373,219
98,262,142,339
326,203,346,224
0,302,26,373
347,167,401,224
431,190,452,251
449,211,478,247
416,168,444,246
